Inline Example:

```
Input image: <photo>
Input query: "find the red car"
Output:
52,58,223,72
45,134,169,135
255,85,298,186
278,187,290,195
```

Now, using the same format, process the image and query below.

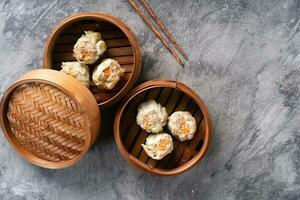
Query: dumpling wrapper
60,61,90,87
92,58,124,90
142,133,173,160
136,99,168,133
73,31,107,64
168,111,197,141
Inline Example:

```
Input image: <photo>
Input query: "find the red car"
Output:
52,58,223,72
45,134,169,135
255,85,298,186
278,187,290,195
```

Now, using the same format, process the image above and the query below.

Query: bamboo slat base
43,13,142,108
114,80,211,176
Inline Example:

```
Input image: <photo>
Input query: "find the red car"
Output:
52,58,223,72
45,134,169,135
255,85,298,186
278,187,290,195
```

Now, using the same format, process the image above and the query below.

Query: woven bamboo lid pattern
0,69,100,169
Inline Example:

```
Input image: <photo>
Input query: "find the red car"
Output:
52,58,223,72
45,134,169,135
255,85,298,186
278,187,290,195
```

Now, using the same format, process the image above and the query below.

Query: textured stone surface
0,0,299,199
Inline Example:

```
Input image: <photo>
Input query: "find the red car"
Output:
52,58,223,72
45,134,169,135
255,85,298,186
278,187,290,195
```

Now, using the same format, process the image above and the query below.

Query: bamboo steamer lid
0,69,100,169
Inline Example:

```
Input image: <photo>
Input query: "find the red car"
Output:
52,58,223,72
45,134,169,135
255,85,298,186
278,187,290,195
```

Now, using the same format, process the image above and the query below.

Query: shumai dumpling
136,99,168,133
92,58,124,90
168,111,197,141
142,133,173,160
73,31,107,64
60,61,90,87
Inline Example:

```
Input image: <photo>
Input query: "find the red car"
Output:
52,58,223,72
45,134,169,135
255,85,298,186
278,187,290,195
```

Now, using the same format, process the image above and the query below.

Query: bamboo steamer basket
43,12,142,108
0,69,100,169
114,80,211,176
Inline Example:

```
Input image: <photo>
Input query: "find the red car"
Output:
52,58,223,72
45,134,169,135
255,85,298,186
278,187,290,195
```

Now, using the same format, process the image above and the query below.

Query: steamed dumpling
60,61,90,87
168,111,197,141
92,58,124,90
136,100,168,133
142,133,173,160
73,31,107,64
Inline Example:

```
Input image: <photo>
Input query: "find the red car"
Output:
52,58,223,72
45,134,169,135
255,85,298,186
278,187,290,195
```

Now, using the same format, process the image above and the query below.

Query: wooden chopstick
138,0,187,59
127,0,184,66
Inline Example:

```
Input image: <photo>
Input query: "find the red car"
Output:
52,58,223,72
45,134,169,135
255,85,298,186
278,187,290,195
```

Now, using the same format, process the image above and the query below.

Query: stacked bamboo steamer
0,13,211,175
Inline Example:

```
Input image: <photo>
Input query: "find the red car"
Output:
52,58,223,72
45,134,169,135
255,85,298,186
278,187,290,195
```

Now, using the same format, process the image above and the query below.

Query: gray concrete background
0,0,299,199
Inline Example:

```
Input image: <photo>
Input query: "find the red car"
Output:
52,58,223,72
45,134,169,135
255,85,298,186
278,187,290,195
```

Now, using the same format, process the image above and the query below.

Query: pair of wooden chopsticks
128,0,187,66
